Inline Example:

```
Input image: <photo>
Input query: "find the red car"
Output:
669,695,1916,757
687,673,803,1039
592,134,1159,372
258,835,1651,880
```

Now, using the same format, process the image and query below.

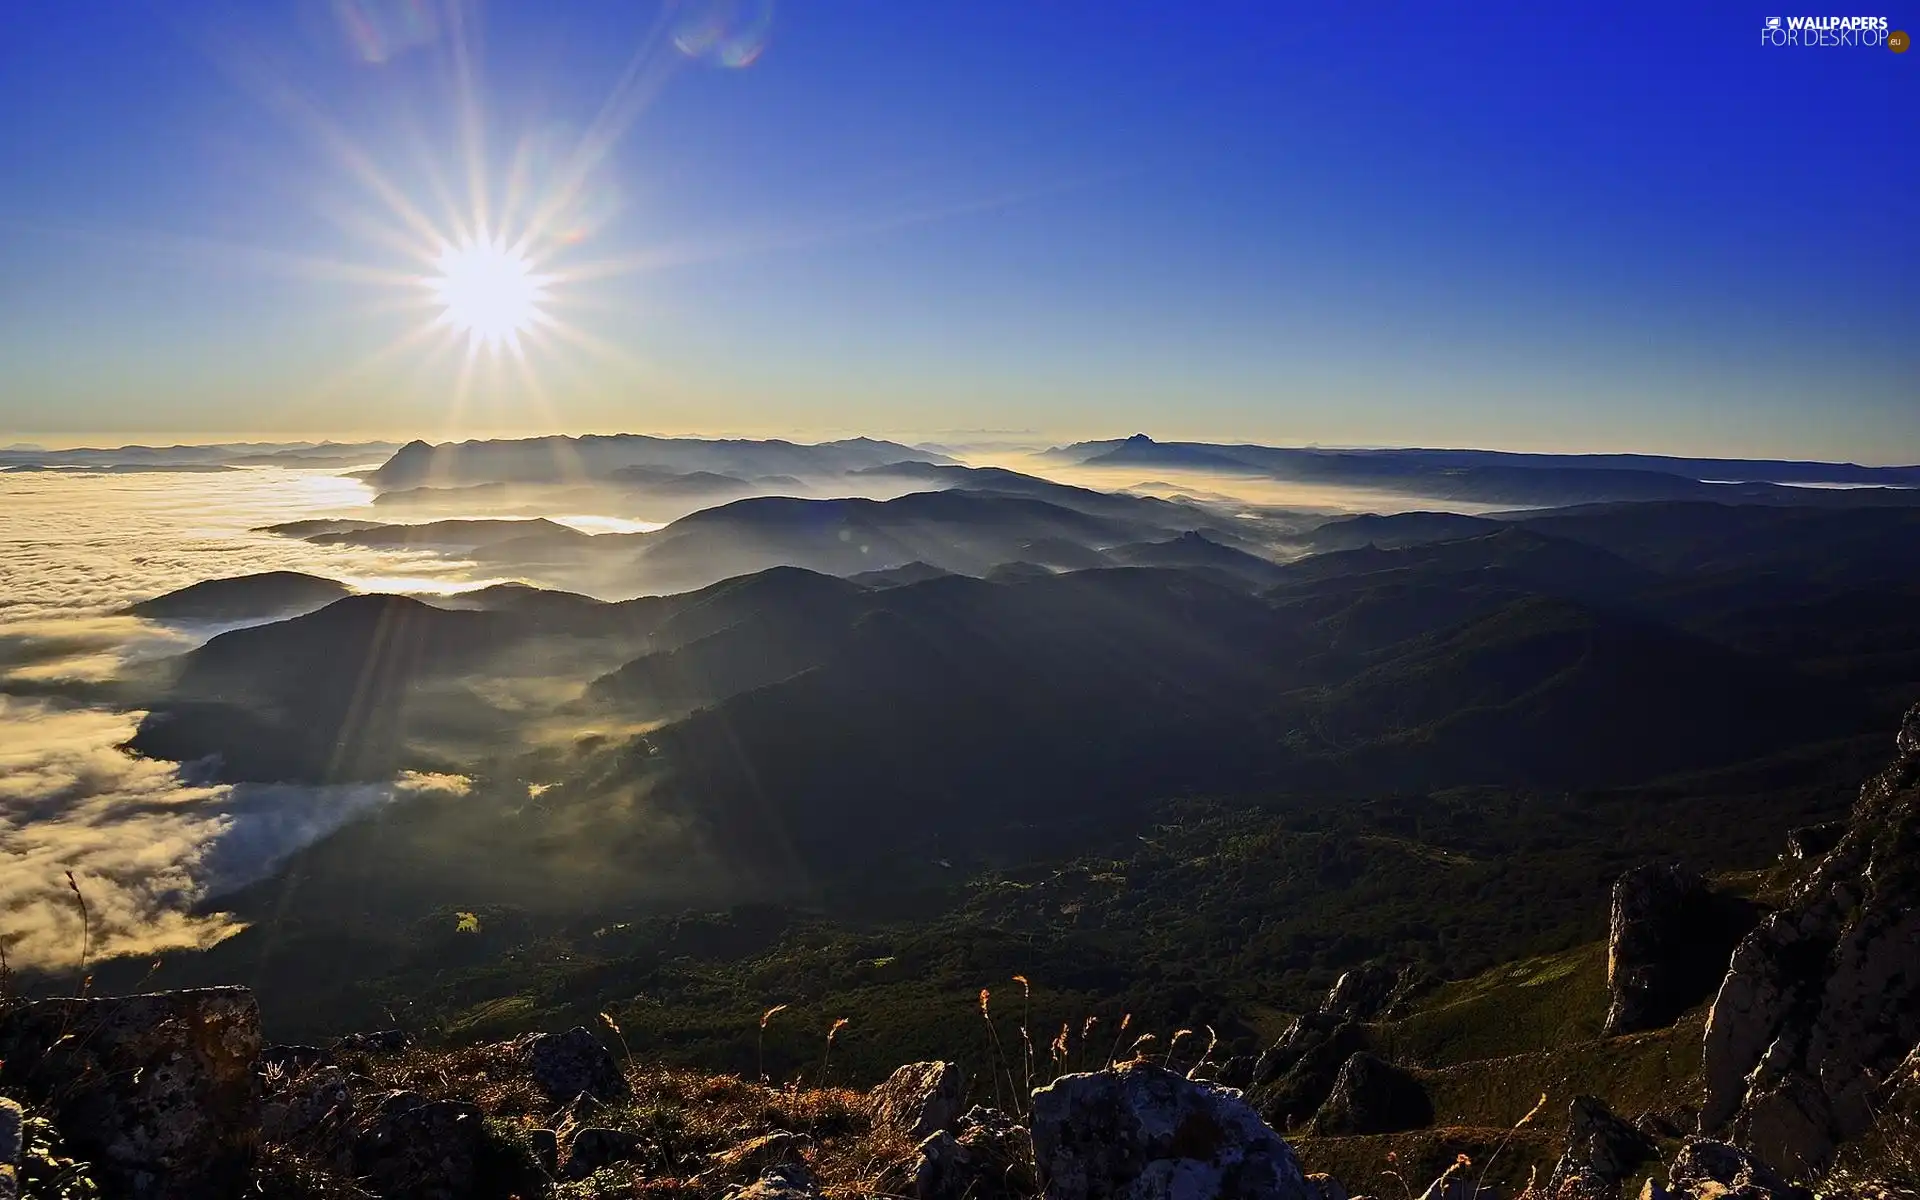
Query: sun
426,235,549,352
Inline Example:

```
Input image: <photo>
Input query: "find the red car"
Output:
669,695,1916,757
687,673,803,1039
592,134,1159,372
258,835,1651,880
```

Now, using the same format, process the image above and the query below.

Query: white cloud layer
0,470,512,971
0,697,469,970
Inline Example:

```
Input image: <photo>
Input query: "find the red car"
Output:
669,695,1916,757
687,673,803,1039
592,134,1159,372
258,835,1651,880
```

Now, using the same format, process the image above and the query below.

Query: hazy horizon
8,427,1920,469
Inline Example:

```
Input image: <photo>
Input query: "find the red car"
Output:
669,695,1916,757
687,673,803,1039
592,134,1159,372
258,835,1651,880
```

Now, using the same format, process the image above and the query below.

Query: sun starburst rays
424,233,553,357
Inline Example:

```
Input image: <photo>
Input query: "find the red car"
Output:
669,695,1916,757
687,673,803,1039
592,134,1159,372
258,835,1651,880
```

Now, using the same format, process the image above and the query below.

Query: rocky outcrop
260,1063,354,1147
1030,1061,1314,1200
1783,823,1843,862
728,1162,820,1200
1546,1096,1653,1198
1319,966,1401,1023
526,1026,628,1104
1309,1053,1431,1136
1665,1138,1811,1199
346,1090,542,1200
911,1106,1035,1200
1247,966,1415,1132
710,1130,813,1181
0,1097,21,1200
0,987,261,1200
871,1061,964,1140
1602,862,1756,1037
1700,702,1920,1180
1248,1013,1372,1130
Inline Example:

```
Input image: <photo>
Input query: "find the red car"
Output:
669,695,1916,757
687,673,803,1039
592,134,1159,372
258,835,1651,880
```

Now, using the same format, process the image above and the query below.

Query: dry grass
1292,1126,1559,1198
1819,1109,1920,1200
358,1044,911,1200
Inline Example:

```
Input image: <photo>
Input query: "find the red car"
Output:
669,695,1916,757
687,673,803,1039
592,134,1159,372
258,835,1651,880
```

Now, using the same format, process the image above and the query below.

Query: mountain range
1045,434,1920,508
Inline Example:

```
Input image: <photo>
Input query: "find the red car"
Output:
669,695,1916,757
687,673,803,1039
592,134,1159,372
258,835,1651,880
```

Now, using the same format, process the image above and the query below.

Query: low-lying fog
0,454,1461,970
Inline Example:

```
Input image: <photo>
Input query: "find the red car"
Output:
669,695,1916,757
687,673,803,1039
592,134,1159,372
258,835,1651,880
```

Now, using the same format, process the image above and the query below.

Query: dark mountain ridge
365,433,950,491
122,571,351,622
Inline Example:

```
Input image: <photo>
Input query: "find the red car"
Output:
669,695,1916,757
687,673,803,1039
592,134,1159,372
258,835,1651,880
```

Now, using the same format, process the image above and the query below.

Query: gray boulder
260,1062,355,1148
1602,862,1754,1037
0,986,261,1200
871,1061,964,1140
526,1026,628,1104
1666,1138,1811,1199
350,1094,491,1200
0,1097,21,1200
1248,1013,1371,1129
1700,703,1920,1179
728,1162,819,1200
709,1130,813,1181
1319,966,1400,1023
911,1106,1034,1200
1309,1053,1431,1136
1546,1095,1653,1196
1030,1061,1314,1200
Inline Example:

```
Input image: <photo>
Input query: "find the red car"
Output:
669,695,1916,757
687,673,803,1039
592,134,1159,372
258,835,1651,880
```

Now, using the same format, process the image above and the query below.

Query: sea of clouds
0,697,468,968
0,467,488,970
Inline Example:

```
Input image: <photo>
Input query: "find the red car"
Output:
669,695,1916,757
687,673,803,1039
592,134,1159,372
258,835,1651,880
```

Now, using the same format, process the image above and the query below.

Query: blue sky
0,1,1912,459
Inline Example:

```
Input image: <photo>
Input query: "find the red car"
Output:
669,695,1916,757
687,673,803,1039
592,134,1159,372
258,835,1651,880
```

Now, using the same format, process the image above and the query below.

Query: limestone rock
1699,703,1920,1179
711,1130,813,1180
351,1095,491,1200
1309,1053,1431,1136
871,1061,964,1140
1547,1095,1654,1194
1782,823,1842,862
1030,1061,1314,1200
1666,1138,1812,1200
0,986,261,1200
1319,966,1399,1023
0,1097,21,1200
1734,1073,1833,1187
1248,1013,1371,1130
526,1026,628,1104
728,1162,819,1200
1700,913,1821,1132
911,1106,1034,1200
1602,862,1754,1037
260,1063,355,1147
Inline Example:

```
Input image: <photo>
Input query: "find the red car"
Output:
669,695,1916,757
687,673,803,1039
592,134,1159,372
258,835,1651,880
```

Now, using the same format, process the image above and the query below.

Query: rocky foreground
4,705,1917,1200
